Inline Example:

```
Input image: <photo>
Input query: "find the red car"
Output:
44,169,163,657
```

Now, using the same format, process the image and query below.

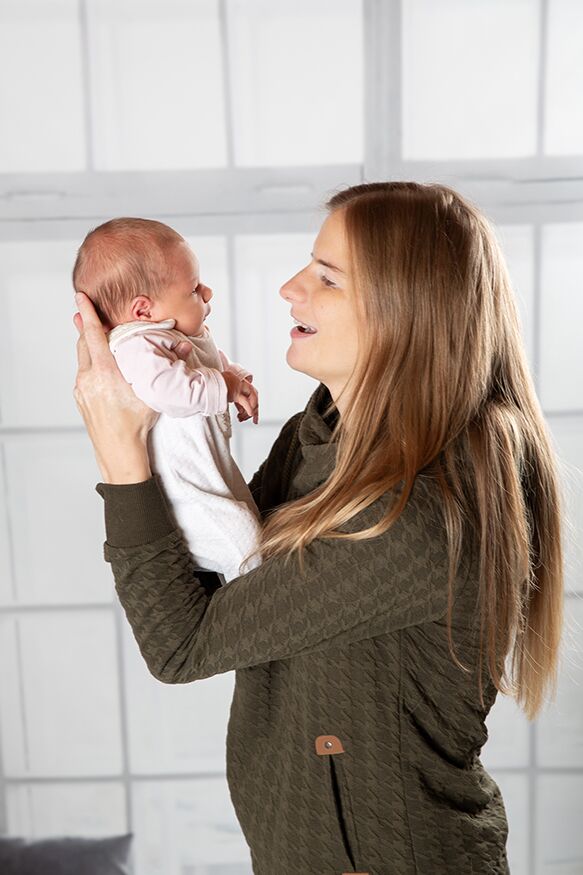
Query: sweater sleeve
95,469,460,683
113,333,228,417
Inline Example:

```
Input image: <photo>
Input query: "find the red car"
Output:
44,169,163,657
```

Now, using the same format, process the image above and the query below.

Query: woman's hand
73,291,160,484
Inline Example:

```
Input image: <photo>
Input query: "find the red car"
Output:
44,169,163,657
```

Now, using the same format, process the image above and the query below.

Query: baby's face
149,244,213,337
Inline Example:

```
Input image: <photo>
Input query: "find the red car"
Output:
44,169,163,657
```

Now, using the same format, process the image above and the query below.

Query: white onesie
107,318,262,583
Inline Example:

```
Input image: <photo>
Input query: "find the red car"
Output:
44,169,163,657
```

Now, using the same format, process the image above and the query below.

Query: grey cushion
0,833,133,874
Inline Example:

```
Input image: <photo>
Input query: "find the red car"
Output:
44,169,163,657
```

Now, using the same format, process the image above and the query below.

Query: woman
73,182,564,875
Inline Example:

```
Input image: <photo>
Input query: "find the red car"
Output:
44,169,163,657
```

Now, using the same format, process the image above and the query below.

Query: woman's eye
320,274,336,287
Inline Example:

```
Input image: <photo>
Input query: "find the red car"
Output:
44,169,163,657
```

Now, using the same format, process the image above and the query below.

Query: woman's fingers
74,292,113,370
74,315,92,373
174,341,193,361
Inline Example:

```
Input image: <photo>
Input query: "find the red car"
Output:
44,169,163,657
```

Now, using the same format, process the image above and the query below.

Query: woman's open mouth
291,317,317,338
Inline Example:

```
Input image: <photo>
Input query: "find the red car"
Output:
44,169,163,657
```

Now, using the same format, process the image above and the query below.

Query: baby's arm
218,348,253,383
113,332,228,417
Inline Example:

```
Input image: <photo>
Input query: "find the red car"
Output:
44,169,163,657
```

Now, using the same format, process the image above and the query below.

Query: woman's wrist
97,437,152,485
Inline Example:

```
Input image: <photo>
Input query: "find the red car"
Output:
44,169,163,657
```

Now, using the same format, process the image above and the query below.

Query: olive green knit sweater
95,382,510,875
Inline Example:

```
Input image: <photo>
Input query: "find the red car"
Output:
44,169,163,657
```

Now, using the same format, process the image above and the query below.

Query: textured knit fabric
95,382,510,875
107,318,262,582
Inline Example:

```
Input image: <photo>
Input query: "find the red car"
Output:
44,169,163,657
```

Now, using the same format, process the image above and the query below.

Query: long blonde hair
247,181,564,721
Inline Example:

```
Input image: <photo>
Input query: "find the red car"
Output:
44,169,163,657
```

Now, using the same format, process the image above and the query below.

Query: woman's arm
74,292,462,684
96,472,458,683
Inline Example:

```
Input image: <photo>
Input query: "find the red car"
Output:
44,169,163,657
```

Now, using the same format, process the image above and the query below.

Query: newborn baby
72,217,262,583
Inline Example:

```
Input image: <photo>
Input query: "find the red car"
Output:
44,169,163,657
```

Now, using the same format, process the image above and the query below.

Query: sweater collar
288,383,340,496
298,382,340,447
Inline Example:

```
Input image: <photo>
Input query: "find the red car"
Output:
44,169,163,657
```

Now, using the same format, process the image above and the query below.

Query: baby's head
72,217,212,336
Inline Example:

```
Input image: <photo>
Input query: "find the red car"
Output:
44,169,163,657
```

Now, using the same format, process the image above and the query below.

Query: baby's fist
222,372,259,424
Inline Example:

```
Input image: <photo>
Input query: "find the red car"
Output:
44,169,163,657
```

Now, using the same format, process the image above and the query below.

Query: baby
72,217,262,583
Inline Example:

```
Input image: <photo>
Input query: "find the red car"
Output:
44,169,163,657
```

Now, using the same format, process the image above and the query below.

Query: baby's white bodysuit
107,318,262,583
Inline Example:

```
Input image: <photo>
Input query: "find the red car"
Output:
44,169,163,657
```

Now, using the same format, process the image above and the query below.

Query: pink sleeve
112,334,228,417
218,348,253,382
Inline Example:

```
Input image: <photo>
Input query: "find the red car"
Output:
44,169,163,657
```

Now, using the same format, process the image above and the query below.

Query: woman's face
279,209,360,411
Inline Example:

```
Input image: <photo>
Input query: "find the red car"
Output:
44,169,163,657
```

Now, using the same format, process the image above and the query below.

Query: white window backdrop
0,2,582,874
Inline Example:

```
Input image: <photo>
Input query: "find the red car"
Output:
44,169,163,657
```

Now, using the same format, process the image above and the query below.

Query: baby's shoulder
109,326,186,357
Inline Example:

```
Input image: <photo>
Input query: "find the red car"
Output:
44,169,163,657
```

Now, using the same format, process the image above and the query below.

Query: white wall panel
0,239,80,428
0,612,122,776
132,779,251,875
545,0,583,155
6,782,127,837
122,620,234,775
2,435,113,606
0,0,85,172
402,0,539,160
234,234,320,422
540,224,583,411
227,0,363,166
88,0,227,171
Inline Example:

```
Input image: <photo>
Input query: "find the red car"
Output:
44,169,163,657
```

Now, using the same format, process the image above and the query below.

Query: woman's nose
279,271,305,302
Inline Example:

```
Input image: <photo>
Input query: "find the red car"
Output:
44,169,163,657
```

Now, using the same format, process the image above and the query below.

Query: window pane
132,779,251,875
0,612,123,776
545,0,583,155
234,234,318,421
6,782,126,837
482,693,530,770
0,239,80,428
537,598,583,766
182,235,231,352
228,0,363,166
488,773,529,875
122,621,234,775
0,447,14,604
495,225,535,374
237,424,282,483
540,224,583,412
0,0,86,172
546,417,583,595
402,0,539,160
89,0,227,170
2,435,113,606
536,775,583,874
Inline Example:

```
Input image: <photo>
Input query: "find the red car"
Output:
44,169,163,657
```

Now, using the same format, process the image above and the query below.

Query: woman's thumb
175,341,192,361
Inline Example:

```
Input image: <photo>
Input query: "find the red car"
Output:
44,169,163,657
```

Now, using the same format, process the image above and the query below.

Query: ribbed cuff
95,474,177,547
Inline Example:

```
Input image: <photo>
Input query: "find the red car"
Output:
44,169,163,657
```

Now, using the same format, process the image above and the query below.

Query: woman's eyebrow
310,251,345,274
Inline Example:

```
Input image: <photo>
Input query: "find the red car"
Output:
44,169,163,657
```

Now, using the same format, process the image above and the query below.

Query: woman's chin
285,347,317,380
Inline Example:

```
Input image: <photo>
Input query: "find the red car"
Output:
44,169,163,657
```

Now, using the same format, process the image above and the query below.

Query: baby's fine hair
72,217,187,326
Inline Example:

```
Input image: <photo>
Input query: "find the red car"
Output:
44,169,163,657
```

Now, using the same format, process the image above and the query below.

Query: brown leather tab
315,734,345,755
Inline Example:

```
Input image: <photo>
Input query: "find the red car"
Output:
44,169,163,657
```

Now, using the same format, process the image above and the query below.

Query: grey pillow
0,833,133,875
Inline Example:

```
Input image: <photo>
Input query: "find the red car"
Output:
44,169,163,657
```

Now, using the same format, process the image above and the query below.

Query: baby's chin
190,323,208,337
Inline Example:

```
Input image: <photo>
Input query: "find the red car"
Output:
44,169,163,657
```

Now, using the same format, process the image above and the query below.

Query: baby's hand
222,372,259,424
